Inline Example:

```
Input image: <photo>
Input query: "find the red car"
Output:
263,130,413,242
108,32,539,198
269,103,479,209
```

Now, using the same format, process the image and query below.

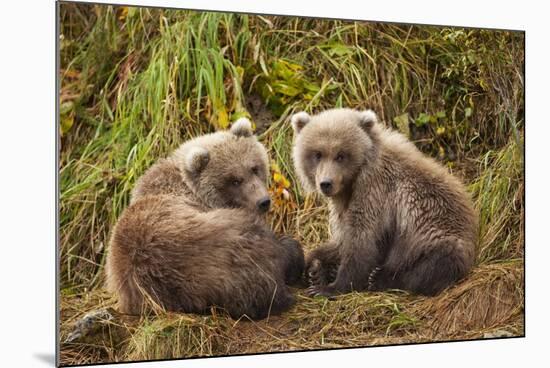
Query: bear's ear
230,118,253,137
358,109,378,133
185,146,210,174
291,111,311,134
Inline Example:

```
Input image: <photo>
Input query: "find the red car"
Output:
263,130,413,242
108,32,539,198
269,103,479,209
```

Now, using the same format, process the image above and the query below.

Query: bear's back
374,125,477,241
130,158,199,206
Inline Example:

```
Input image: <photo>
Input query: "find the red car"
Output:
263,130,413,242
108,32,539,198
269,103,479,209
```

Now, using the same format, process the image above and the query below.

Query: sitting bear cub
291,108,477,297
106,119,304,319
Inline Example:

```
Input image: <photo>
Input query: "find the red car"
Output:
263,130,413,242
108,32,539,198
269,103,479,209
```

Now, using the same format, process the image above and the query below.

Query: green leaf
303,81,321,94
272,59,302,80
60,114,74,136
272,81,301,97
393,113,410,137
127,6,137,18
60,101,74,115
436,110,446,119
327,43,353,57
415,112,431,126
60,100,75,136
335,94,343,108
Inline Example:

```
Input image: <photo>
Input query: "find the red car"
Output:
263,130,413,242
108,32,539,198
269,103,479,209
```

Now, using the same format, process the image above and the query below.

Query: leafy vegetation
59,3,524,365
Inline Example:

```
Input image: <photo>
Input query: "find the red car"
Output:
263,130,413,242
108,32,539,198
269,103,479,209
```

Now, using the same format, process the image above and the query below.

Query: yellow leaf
60,114,74,136
438,146,445,159
216,107,229,129
273,172,283,183
118,7,128,22
235,66,245,81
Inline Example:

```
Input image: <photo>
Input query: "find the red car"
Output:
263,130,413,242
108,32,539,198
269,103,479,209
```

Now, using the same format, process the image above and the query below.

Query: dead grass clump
125,314,227,361
293,194,330,252
418,261,523,339
60,291,136,365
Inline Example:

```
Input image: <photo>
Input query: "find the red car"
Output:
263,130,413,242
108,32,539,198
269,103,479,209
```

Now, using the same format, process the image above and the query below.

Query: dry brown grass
422,262,523,338
60,261,523,365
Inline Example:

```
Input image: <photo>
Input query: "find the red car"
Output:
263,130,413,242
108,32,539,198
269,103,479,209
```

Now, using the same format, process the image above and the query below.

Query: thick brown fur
291,108,478,297
106,119,304,319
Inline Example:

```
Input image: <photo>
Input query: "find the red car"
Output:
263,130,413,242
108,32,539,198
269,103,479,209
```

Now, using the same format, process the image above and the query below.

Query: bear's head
175,118,271,213
291,108,379,197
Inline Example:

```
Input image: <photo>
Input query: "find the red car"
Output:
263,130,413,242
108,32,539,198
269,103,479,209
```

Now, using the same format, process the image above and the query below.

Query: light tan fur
292,108,477,297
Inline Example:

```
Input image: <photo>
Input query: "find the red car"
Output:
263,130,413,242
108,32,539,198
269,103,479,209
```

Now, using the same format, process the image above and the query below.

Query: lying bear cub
291,108,478,297
106,118,304,319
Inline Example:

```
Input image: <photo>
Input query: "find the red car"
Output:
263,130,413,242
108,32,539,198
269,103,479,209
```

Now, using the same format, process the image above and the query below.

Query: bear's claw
306,284,336,299
367,266,382,291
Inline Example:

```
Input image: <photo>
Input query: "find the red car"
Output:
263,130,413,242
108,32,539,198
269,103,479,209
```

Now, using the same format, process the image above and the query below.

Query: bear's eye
230,178,243,187
335,152,346,162
313,151,322,161
251,166,259,175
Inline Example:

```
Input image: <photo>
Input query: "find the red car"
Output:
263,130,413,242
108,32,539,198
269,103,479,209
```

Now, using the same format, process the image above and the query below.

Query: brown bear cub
106,118,304,319
291,108,477,297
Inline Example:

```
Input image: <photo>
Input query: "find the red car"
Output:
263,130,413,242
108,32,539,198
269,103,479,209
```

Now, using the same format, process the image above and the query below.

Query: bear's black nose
320,180,333,194
257,197,271,212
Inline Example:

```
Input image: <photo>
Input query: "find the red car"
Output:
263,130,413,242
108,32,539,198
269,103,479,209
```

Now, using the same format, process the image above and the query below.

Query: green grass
59,3,524,365
471,139,524,264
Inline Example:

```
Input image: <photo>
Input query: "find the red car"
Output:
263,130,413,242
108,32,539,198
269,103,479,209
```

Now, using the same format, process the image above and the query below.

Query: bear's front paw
306,259,324,286
306,259,338,287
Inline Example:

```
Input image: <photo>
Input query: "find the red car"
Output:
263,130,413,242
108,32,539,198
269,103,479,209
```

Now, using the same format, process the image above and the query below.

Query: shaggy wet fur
291,108,477,297
106,119,304,319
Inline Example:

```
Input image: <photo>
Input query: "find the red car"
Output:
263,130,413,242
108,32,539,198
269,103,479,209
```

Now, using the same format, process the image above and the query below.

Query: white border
1,1,547,367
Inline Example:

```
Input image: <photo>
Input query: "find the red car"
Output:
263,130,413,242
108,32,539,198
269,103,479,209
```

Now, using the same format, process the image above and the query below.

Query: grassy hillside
59,3,524,365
